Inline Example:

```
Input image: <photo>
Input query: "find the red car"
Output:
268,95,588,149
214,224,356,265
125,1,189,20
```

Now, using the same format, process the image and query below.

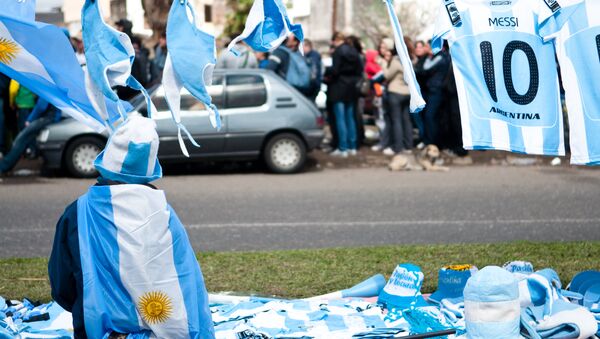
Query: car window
225,75,267,109
148,74,224,113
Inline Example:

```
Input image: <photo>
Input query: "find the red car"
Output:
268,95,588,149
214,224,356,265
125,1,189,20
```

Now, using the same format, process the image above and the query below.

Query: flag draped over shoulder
162,0,220,157
0,10,112,132
227,0,304,54
82,0,155,124
383,0,426,113
77,184,215,339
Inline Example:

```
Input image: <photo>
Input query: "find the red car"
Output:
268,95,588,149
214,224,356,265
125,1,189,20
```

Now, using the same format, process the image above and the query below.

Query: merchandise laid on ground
2,263,599,339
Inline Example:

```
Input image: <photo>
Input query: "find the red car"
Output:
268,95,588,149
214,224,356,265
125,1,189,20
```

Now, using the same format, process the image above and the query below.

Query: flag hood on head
82,0,155,125
227,0,304,55
383,0,426,113
162,0,220,157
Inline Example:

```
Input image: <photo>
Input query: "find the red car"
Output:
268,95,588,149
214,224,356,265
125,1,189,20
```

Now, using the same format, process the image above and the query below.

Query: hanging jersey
431,0,565,155
542,0,600,165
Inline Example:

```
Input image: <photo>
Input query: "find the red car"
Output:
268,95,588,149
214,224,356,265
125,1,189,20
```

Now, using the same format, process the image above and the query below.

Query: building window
204,5,213,23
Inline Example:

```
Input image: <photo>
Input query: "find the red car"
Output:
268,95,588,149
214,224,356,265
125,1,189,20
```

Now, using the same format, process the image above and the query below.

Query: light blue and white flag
82,0,155,125
0,13,114,132
77,184,215,338
383,0,426,113
5,0,35,22
163,0,220,157
227,0,304,55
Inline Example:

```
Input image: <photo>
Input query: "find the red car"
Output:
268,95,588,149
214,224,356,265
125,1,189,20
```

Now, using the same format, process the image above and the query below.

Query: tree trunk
141,0,172,38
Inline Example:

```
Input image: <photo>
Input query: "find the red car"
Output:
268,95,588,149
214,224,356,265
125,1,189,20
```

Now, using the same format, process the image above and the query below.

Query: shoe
330,149,348,158
0,152,3,159
416,142,425,150
371,145,383,152
383,147,395,156
348,149,358,156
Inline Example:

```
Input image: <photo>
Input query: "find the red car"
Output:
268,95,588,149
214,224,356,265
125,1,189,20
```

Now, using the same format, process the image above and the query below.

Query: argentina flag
383,0,426,113
227,0,304,55
0,6,116,132
77,183,215,338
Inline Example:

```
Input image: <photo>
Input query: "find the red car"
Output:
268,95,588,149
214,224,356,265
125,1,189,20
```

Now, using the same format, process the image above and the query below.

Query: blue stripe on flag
0,16,121,128
121,142,151,176
167,206,215,338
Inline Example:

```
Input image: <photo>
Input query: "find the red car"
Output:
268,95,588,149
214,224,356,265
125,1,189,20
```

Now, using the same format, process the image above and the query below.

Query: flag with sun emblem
0,11,118,132
77,184,215,338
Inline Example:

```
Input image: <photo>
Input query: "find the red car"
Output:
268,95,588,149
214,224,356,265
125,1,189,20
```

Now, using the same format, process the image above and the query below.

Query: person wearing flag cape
48,116,215,339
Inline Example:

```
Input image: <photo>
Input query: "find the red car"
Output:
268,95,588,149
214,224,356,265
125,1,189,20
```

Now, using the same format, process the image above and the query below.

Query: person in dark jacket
49,117,214,338
0,73,10,156
415,42,450,146
303,39,322,102
0,99,61,174
324,32,363,157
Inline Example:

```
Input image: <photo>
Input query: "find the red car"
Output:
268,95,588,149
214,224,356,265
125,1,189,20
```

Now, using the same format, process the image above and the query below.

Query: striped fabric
431,0,565,155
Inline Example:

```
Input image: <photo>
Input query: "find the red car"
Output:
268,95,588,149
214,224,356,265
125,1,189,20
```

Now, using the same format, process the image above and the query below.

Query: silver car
37,69,325,177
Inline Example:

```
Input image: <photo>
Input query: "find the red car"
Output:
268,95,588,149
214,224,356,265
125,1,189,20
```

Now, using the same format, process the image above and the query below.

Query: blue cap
378,263,428,310
429,265,478,304
464,266,523,339
94,116,162,184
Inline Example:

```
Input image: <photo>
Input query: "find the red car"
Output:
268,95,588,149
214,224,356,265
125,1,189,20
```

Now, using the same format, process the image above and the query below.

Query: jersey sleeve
431,0,454,54
538,0,582,41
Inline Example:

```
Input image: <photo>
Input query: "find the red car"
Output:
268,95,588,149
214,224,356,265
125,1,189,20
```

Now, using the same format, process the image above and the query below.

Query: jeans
381,92,412,153
422,91,444,146
333,101,357,152
0,97,4,152
17,108,32,131
0,117,52,173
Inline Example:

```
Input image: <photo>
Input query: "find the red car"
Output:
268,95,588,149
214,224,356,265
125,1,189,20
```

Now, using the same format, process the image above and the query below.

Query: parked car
37,69,325,177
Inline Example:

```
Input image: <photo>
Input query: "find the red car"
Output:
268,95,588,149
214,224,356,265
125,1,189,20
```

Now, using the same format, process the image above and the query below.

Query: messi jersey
543,0,600,165
432,0,565,155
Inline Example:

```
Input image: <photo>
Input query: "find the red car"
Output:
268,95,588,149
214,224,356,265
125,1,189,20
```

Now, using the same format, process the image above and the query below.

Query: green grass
1,242,599,302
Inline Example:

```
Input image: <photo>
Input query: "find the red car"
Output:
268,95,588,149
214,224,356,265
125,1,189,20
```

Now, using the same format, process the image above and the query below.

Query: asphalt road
1,166,600,258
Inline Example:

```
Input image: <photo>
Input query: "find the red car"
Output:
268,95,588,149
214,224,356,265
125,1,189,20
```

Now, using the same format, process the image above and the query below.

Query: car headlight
37,128,50,143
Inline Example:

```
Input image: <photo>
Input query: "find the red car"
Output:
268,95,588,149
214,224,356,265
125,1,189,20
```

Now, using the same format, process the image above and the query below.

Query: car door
153,74,226,159
222,73,270,154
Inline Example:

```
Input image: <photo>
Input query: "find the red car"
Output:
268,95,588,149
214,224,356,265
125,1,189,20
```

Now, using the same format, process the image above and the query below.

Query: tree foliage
222,0,253,39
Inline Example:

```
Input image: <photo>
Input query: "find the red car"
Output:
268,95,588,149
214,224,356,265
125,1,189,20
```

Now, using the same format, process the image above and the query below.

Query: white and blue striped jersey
432,0,565,155
542,0,600,165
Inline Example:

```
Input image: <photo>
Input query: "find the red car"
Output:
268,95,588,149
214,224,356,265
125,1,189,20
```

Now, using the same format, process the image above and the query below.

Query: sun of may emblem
0,37,19,64
138,291,173,324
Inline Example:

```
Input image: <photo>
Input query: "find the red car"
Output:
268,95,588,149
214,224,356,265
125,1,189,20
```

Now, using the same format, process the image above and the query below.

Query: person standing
0,74,10,157
324,32,363,157
415,42,450,146
378,41,413,156
11,81,36,132
150,32,168,85
303,39,322,103
217,39,258,69
0,99,61,174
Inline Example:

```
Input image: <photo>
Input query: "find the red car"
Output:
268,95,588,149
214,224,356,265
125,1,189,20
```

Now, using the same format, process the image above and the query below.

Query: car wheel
263,133,306,174
64,136,105,178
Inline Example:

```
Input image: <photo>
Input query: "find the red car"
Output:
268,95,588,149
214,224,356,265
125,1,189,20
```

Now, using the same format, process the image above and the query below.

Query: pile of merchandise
2,263,599,338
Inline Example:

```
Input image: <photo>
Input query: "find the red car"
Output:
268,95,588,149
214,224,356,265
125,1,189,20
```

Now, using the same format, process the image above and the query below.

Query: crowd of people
216,31,468,162
0,18,470,175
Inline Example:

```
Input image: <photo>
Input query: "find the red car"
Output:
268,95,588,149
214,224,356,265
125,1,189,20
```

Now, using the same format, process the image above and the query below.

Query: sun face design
0,38,19,65
138,291,173,324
